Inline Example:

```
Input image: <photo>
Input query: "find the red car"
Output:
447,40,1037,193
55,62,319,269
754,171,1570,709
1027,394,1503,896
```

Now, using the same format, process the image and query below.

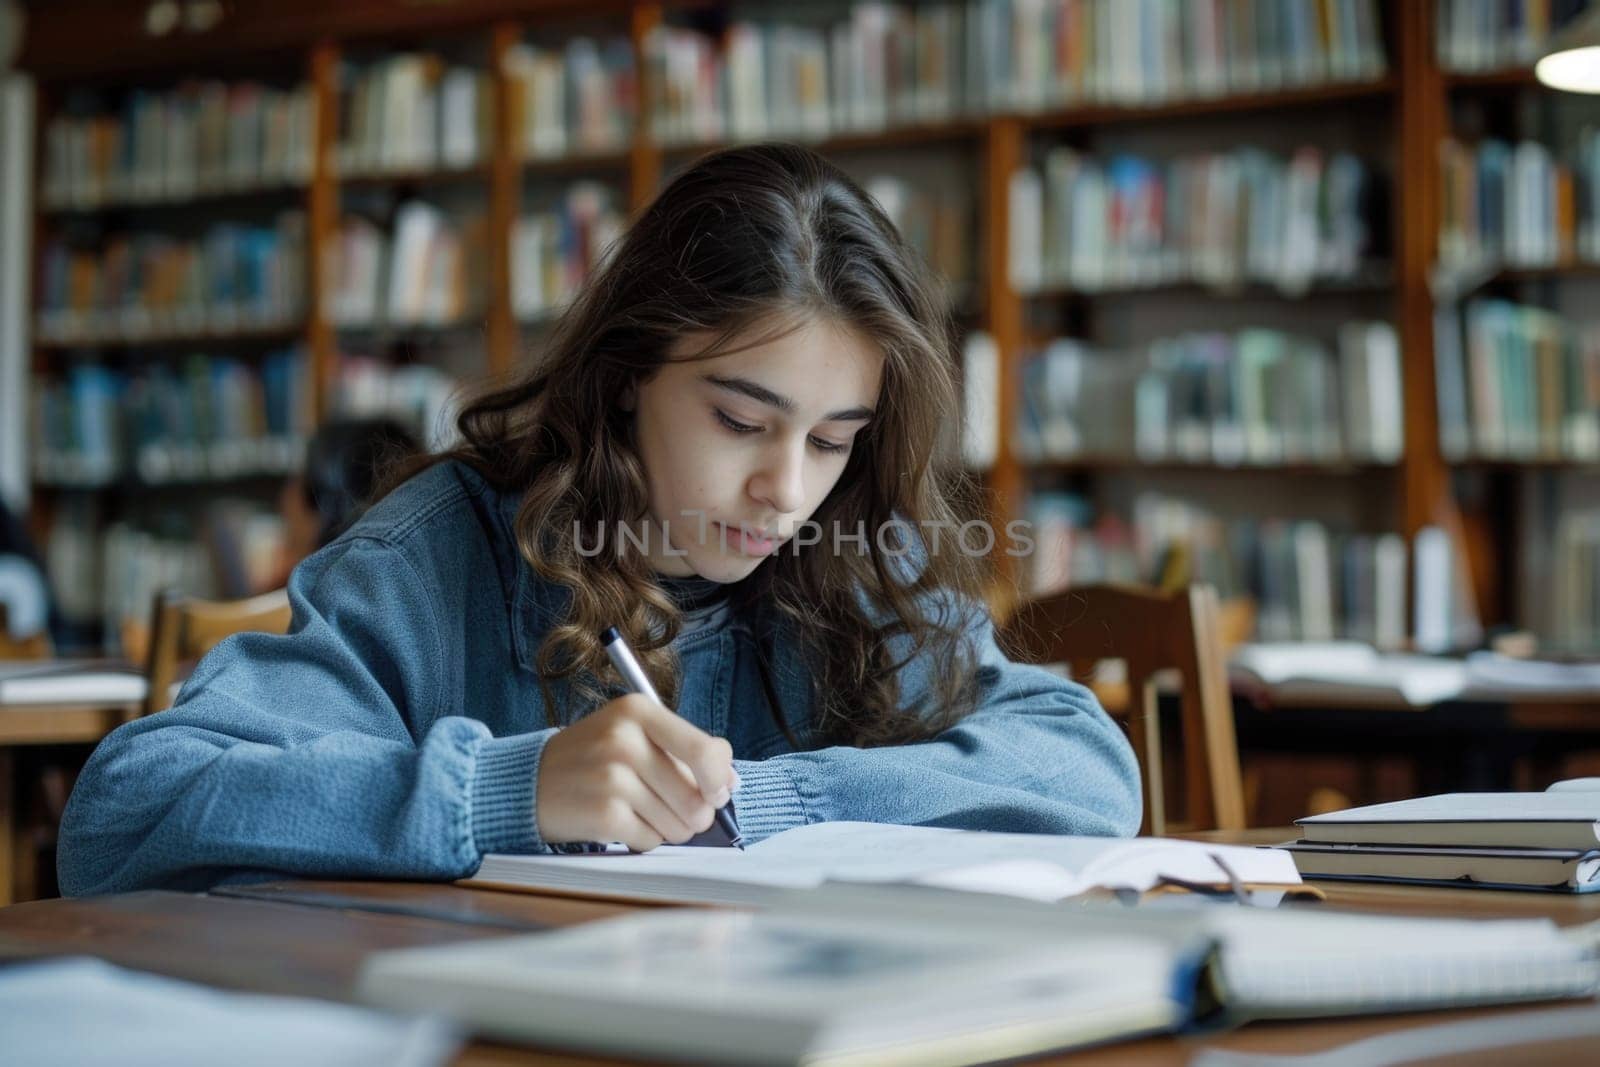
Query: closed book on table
1295,792,1600,851
1280,840,1600,893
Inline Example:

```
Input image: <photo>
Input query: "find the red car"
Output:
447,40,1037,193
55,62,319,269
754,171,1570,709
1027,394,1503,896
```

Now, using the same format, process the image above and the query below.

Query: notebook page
474,822,1298,901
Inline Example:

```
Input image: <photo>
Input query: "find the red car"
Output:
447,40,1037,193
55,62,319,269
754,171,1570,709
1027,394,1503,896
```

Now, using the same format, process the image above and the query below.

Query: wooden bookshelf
11,0,1553,643
1024,76,1400,131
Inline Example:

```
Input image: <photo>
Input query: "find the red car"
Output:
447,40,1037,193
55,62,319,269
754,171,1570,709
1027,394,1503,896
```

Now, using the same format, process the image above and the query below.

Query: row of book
1435,0,1587,73
337,54,491,176
1435,298,1600,461
35,213,307,344
45,499,286,633
511,184,625,322
329,357,461,452
1013,322,1403,466
506,38,636,160
327,203,487,328
645,10,960,146
1551,505,1600,651
647,0,1387,146
31,349,310,489
330,172,968,329
1438,133,1600,274
42,82,316,210
1026,492,1484,650
967,0,1387,108
863,176,976,294
1009,145,1379,296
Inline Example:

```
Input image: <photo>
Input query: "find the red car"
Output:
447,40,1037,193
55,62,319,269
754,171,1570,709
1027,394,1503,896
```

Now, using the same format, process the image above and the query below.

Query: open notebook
361,882,1600,1067
465,821,1302,906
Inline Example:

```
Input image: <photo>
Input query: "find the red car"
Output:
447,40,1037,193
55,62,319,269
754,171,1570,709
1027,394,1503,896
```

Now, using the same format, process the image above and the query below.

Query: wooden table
0,701,140,906
1,833,1596,1066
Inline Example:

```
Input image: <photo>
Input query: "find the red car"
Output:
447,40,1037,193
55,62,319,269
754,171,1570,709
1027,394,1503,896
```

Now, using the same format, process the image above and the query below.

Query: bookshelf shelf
33,471,297,495
334,319,487,341
337,164,491,189
521,150,632,177
1024,78,1399,132
1022,458,1400,477
40,182,310,216
1489,264,1600,284
33,323,307,352
1450,457,1600,470
1024,271,1397,304
655,119,987,161
1443,67,1543,90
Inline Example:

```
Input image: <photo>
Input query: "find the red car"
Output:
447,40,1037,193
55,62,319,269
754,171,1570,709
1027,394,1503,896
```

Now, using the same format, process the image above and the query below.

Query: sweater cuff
469,729,558,856
729,758,809,843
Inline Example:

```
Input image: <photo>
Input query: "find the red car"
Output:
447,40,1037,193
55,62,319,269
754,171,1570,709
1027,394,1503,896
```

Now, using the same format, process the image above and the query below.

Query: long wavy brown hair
422,142,992,747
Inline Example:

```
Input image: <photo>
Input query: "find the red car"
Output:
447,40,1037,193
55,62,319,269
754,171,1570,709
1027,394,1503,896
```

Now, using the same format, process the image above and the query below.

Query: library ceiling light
1535,8,1600,93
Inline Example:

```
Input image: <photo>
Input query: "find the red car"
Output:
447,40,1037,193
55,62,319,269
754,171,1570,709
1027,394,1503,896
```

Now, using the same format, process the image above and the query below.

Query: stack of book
42,80,314,209
1009,145,1382,296
504,37,635,159
1434,298,1600,461
337,53,490,176
35,214,307,343
511,184,625,322
1436,0,1587,73
1284,783,1600,893
327,203,487,328
1013,322,1402,466
1438,134,1600,273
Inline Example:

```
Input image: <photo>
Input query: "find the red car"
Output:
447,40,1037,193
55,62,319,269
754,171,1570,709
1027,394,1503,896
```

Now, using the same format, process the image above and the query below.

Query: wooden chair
997,583,1247,837
143,588,293,715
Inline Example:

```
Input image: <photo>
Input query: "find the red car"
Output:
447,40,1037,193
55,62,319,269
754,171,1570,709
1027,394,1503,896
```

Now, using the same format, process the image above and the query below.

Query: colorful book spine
35,212,306,342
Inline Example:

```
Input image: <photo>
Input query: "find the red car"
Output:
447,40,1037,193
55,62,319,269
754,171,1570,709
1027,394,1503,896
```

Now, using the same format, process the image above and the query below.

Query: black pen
599,626,744,849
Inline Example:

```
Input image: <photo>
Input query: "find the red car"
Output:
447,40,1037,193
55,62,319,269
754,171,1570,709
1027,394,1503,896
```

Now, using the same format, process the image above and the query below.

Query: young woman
58,144,1140,895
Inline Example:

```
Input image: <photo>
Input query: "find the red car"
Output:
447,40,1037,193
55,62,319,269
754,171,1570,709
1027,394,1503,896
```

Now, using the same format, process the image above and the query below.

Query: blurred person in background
272,417,423,587
0,497,55,655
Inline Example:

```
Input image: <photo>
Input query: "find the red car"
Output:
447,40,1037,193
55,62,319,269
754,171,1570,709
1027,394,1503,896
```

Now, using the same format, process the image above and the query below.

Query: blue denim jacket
57,461,1140,895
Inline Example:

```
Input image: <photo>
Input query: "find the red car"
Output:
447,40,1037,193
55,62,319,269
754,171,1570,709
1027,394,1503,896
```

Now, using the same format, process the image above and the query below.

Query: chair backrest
997,583,1246,836
0,604,52,660
143,588,292,715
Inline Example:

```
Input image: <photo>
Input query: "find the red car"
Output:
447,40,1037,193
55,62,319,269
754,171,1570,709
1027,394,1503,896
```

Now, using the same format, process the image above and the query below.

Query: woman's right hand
535,693,738,851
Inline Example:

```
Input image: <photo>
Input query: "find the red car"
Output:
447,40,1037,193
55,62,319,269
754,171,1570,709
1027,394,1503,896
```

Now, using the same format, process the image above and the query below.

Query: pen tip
599,626,620,645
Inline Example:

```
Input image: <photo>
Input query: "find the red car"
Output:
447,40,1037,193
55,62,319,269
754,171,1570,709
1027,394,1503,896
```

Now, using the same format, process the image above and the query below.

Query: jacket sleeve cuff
729,758,810,843
469,729,558,856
